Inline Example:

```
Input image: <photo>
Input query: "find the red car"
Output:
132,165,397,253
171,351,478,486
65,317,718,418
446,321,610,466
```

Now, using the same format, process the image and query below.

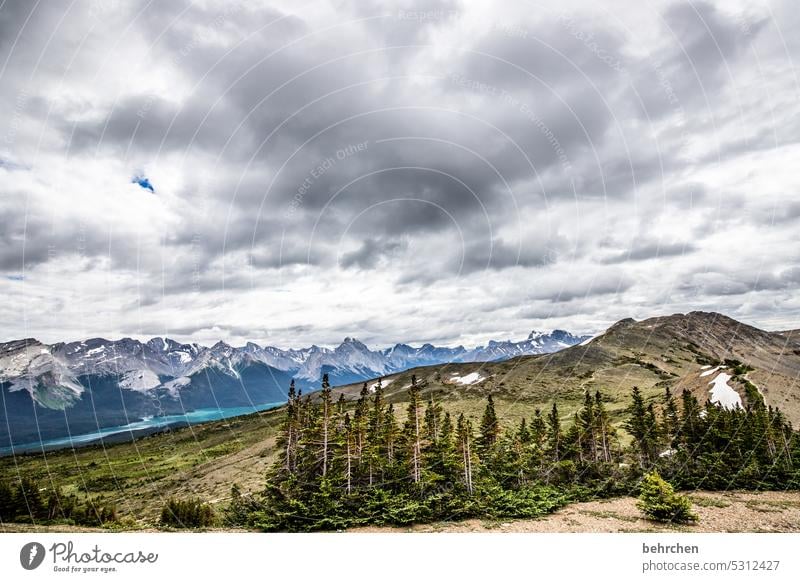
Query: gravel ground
3,491,798,533
346,491,800,533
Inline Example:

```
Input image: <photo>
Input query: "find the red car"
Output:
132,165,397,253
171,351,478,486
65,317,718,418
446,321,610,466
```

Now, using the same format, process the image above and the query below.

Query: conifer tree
546,402,562,461
517,417,530,444
456,413,475,495
367,382,385,484
319,374,332,477
404,381,424,484
477,395,500,459
577,390,597,462
278,380,299,473
343,413,354,494
384,403,399,465
353,384,370,481
594,391,614,462
435,411,458,480
679,389,702,447
661,387,680,448
625,386,658,467
424,398,442,446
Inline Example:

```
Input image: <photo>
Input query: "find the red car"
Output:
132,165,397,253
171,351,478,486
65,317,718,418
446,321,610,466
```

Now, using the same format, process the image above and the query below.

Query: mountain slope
331,312,800,426
0,330,588,448
2,311,797,526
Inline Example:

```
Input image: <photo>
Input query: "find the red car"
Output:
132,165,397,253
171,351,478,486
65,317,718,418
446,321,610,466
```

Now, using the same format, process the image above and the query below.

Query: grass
689,495,731,508
0,406,285,522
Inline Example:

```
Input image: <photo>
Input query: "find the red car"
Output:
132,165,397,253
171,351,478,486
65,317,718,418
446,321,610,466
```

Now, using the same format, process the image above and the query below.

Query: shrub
160,497,215,528
223,484,256,527
637,471,697,524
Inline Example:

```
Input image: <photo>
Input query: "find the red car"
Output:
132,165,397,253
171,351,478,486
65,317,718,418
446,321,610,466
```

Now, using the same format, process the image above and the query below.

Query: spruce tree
367,383,385,484
277,380,299,473
384,403,399,466
477,395,500,459
625,386,657,467
319,374,333,477
546,402,562,461
577,390,597,462
593,391,614,462
436,411,458,481
404,381,424,485
343,413,354,494
662,387,680,448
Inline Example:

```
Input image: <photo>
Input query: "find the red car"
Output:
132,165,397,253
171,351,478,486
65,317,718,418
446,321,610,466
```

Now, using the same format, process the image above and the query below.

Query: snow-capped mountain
1,329,589,404
0,330,587,447
460,329,588,362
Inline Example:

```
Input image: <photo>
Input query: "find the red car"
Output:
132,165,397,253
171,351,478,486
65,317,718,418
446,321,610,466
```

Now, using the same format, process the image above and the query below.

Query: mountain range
0,329,587,448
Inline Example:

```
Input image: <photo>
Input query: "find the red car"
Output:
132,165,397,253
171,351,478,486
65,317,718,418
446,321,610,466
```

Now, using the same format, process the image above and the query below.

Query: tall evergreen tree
319,374,333,477
594,391,614,462
577,390,597,462
661,387,680,448
403,381,424,484
546,402,562,461
624,386,658,467
477,395,500,458
367,382,386,484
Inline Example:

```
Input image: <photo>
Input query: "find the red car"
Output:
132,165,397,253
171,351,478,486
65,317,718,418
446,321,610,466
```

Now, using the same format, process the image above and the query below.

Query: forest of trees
0,476,118,526
229,376,800,531
3,373,800,530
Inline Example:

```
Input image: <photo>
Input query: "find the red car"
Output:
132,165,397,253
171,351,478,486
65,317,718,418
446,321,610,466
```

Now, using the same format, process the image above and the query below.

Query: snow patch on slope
119,369,160,391
162,376,191,396
450,372,485,385
708,372,742,410
369,378,393,392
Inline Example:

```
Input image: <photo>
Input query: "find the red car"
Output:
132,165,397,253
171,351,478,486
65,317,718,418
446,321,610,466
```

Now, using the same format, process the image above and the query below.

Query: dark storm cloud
458,235,566,273
1,0,799,344
0,203,106,271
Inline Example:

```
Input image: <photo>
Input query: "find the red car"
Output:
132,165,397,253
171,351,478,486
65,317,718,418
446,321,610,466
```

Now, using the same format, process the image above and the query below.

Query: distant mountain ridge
0,329,588,448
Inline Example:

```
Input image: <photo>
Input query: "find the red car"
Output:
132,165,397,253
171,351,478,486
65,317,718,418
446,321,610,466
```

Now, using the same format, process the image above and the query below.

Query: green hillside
1,311,799,530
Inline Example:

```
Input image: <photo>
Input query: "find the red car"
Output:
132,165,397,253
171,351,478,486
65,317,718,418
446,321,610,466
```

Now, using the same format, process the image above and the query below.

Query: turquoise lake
0,401,284,456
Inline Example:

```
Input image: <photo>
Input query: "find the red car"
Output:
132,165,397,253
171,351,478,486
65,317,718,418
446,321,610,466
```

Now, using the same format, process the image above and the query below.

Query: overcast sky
1,0,799,349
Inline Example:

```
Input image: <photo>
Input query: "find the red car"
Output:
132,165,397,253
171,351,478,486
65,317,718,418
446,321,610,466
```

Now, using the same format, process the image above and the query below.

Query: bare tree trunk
413,405,421,483
465,438,473,495
322,401,329,477
601,426,610,462
346,438,352,494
